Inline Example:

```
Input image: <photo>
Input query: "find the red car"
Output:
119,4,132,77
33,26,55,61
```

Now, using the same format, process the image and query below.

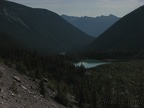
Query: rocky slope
0,62,65,108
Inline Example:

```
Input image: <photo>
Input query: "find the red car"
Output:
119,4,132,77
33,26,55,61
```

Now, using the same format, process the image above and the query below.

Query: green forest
0,47,144,108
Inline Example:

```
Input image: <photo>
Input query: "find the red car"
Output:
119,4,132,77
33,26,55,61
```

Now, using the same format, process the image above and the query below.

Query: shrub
16,62,27,74
55,91,69,106
39,79,46,97
55,84,69,106
10,81,18,93
0,71,3,78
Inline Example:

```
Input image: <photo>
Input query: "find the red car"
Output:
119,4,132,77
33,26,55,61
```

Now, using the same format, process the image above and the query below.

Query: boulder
13,76,21,83
43,78,48,83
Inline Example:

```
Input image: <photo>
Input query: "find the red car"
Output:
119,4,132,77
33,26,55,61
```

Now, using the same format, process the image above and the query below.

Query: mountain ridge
0,0,94,54
86,5,144,52
61,14,120,37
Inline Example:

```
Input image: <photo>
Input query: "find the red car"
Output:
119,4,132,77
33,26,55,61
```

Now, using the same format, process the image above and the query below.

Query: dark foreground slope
87,5,144,52
0,0,93,54
0,62,66,108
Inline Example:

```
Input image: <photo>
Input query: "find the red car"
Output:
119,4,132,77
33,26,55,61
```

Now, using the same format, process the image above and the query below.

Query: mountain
0,0,94,54
86,5,144,52
61,14,120,38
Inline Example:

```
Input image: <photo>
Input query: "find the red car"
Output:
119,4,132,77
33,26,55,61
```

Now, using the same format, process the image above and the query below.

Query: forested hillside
0,45,144,108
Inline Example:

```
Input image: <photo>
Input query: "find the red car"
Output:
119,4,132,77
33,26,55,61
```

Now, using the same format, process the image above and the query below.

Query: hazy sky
8,0,144,17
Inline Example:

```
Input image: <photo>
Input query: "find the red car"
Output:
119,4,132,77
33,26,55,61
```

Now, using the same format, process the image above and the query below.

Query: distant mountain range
1,0,143,55
61,14,120,38
87,5,144,52
0,0,93,54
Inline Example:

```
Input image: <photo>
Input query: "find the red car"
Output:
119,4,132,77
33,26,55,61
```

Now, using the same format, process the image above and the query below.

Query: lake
74,59,108,69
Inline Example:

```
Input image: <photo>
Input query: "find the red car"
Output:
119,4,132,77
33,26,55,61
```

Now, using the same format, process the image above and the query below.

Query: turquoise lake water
74,59,108,69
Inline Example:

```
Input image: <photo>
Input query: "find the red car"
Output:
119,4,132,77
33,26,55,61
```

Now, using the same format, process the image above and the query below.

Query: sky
8,0,144,17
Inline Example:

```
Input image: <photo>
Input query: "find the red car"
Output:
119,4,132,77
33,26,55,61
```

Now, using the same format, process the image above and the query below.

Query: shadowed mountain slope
86,5,144,52
0,0,93,54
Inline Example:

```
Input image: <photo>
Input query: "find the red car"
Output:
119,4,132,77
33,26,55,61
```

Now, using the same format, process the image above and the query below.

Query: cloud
138,0,144,2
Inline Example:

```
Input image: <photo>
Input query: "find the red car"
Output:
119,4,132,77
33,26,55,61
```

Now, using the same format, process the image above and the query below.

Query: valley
1,48,144,108
61,14,120,38
0,0,144,108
